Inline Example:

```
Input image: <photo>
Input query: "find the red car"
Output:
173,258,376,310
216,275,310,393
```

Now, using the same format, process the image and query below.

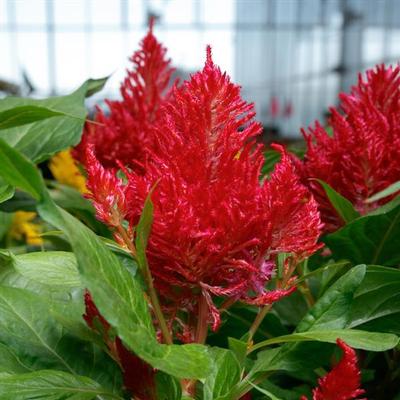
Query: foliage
0,26,399,400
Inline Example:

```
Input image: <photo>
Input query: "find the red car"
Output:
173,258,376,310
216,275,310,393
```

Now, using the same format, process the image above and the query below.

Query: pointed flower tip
148,15,155,33
206,45,213,65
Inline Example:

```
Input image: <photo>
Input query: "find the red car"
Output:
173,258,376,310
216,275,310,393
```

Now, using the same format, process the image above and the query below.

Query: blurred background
0,0,399,137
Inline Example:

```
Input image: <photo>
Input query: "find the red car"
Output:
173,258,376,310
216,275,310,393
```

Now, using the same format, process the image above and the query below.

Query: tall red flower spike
74,18,175,172
299,65,400,231
120,47,322,339
83,291,156,400
300,339,366,400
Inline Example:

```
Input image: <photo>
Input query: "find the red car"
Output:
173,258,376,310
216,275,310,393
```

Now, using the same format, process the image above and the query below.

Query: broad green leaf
250,329,398,352
250,266,366,377
228,337,248,366
0,138,45,199
0,343,32,374
313,179,360,223
296,264,366,332
0,77,106,163
324,200,400,266
11,251,81,289
366,181,400,203
84,76,109,98
348,265,400,334
203,348,241,400
0,370,122,400
0,105,66,130
0,286,122,392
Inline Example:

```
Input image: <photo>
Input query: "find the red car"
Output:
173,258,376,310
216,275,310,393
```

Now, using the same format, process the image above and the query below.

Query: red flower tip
74,25,175,172
206,45,213,65
84,145,127,228
299,64,400,232
148,15,155,32
302,339,366,400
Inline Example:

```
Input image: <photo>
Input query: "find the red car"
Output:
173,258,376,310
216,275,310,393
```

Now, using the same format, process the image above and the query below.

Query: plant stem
195,292,209,345
114,216,172,345
142,256,173,344
247,304,272,346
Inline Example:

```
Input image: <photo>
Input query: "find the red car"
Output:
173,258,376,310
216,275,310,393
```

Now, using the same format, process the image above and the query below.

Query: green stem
247,304,272,346
115,219,172,345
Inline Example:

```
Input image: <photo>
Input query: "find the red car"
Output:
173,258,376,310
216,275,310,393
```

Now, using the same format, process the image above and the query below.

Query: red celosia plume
74,19,175,172
84,46,321,339
299,65,400,231
300,339,365,400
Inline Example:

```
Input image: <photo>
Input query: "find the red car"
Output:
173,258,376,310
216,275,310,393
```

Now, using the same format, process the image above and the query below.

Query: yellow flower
9,211,43,245
49,149,87,193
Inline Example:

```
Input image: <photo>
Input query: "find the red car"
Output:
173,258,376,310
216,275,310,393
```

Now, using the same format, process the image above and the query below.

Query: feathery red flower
84,47,322,338
299,65,400,231
74,19,175,172
300,339,365,400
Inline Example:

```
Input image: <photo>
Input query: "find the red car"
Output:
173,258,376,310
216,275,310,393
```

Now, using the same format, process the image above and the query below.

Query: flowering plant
0,25,399,400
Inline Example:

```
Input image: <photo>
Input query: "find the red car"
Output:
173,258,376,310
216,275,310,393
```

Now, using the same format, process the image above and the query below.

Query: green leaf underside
250,329,398,352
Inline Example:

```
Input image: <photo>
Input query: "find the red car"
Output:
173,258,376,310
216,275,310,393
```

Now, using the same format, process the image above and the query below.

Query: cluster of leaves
0,31,399,400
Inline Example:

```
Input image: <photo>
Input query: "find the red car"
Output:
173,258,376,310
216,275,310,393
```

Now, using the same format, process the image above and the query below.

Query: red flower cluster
299,65,400,231
83,291,156,399
74,19,175,173
83,42,322,340
301,339,365,400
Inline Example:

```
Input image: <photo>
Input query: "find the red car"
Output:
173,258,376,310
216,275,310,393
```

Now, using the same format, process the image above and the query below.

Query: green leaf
0,138,45,199
366,181,400,203
0,285,122,392
85,76,109,98
203,348,241,400
313,179,360,224
10,251,81,289
0,343,31,374
0,178,14,204
324,201,400,266
249,266,366,377
296,264,366,332
250,329,398,352
155,372,182,400
135,187,155,272
0,370,122,400
228,337,248,366
0,78,103,163
348,265,400,334
0,106,67,130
